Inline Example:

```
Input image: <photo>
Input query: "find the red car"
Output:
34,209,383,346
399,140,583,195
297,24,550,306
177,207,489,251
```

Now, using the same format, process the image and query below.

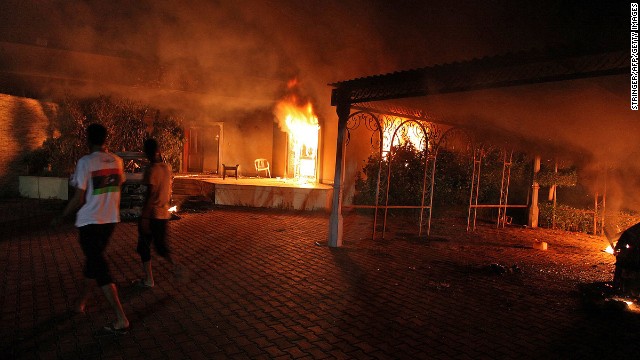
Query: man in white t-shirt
53,123,129,335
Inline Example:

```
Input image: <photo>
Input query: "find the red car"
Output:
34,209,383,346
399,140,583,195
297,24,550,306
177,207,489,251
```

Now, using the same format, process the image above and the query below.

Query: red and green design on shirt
91,168,123,195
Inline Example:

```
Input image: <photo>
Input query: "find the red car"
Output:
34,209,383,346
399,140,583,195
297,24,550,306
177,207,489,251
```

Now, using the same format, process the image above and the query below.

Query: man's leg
90,223,129,330
101,283,129,329
142,260,154,287
151,219,186,280
74,278,92,313
137,221,154,287
151,219,172,264
77,225,108,313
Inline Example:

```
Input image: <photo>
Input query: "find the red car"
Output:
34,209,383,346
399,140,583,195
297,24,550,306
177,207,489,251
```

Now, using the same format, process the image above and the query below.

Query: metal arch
467,145,485,231
429,126,476,232
434,127,475,155
429,126,479,232
345,111,385,240
382,119,435,239
466,144,526,231
346,110,384,151
497,148,514,228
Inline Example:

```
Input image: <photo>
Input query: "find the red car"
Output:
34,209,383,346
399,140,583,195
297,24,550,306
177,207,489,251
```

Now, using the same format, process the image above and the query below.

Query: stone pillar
328,94,350,247
528,155,541,228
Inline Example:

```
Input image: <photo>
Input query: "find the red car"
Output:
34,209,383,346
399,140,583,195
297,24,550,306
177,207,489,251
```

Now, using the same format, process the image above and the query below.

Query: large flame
275,96,320,181
381,115,429,156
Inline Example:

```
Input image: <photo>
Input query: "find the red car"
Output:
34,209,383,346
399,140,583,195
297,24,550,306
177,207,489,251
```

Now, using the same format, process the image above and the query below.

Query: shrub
539,202,640,235
354,144,531,214
24,96,185,176
354,141,427,207
539,202,595,233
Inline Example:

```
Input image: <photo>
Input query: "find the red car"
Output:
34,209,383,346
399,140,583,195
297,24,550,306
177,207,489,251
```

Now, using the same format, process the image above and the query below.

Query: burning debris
610,222,640,295
579,282,640,314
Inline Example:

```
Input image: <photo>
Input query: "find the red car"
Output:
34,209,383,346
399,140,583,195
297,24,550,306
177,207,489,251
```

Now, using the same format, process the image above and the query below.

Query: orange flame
275,95,320,181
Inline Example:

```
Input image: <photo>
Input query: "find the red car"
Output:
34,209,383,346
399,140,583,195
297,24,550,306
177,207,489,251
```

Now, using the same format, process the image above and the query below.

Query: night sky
0,1,628,83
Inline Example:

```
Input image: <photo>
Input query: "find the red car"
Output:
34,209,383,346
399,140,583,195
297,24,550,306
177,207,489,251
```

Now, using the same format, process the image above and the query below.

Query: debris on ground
178,196,216,212
479,263,522,275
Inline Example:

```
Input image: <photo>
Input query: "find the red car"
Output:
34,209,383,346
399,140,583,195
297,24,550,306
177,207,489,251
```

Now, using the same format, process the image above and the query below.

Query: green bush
151,112,186,172
354,141,427,206
354,144,531,211
539,202,595,233
539,202,640,235
24,95,185,176
536,167,578,187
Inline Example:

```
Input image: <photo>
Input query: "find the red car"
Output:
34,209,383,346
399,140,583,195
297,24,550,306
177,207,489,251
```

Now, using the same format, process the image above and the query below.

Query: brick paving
1,198,640,359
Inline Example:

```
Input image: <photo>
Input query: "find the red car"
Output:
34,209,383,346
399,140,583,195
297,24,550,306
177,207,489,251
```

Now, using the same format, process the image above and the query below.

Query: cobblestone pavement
1,199,639,359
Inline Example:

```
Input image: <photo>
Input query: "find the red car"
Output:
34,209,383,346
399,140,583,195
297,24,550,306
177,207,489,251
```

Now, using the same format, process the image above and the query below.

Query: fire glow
275,94,320,182
381,115,429,157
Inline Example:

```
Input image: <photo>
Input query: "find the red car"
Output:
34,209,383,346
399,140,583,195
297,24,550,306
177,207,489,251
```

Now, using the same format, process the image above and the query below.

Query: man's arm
139,164,155,234
51,187,85,226
140,183,155,220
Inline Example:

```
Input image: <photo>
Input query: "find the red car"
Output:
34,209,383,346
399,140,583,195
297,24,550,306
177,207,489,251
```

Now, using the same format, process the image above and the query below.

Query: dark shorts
78,223,116,287
137,219,170,263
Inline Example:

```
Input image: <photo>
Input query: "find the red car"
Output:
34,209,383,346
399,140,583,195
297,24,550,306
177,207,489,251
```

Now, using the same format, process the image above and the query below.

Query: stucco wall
0,93,57,196
220,111,275,178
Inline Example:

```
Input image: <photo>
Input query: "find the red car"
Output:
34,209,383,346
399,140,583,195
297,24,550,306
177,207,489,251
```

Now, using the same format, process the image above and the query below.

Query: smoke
1,0,635,204
1,1,624,114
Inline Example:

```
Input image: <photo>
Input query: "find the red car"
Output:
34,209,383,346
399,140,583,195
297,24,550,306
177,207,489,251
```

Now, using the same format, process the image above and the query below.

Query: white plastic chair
254,159,271,178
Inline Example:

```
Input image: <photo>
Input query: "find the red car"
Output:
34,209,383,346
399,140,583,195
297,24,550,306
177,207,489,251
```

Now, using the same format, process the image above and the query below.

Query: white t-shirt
144,162,173,220
70,151,125,227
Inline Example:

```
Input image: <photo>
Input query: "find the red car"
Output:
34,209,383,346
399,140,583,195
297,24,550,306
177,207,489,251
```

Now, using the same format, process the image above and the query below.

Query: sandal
95,323,129,336
132,279,154,288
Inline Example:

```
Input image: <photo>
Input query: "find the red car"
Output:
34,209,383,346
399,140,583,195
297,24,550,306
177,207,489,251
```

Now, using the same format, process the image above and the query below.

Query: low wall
214,183,331,211
19,176,69,200
173,176,332,211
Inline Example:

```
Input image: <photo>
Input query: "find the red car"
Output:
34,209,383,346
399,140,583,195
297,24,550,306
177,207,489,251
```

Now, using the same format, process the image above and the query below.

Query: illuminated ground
1,199,638,359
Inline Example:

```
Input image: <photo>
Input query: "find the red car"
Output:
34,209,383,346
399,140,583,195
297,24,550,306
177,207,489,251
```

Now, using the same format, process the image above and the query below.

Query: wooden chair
254,159,271,178
222,164,239,180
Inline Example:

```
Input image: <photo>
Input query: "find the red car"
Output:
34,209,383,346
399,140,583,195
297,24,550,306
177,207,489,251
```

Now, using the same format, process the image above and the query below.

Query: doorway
187,124,222,173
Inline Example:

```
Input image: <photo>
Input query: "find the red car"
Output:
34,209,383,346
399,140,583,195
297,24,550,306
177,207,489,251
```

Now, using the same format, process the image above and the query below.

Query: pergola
327,45,630,247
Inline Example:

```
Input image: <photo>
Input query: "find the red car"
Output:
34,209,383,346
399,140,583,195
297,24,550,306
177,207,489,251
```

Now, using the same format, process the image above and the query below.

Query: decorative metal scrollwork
346,111,383,153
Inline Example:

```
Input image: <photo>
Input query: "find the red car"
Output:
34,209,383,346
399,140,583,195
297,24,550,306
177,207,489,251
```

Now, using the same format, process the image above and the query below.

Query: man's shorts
78,223,116,286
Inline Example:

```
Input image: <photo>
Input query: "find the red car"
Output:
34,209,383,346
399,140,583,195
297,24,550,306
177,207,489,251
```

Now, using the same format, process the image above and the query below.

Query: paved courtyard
1,198,639,359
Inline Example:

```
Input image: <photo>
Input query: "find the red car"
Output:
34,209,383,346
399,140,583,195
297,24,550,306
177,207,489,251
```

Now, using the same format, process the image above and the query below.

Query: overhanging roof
330,46,630,105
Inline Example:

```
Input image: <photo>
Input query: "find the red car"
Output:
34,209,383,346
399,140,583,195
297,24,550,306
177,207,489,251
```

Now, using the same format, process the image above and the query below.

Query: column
328,93,350,247
528,155,541,228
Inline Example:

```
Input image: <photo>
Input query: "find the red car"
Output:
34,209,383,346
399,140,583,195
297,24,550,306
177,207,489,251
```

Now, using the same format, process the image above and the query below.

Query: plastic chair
254,159,271,178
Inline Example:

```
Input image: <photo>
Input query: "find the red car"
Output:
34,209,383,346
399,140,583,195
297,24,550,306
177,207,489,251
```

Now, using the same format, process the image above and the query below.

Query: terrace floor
1,198,638,359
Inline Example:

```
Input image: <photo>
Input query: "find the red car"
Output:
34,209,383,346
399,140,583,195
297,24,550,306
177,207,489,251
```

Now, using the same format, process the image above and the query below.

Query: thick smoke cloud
1,0,637,209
